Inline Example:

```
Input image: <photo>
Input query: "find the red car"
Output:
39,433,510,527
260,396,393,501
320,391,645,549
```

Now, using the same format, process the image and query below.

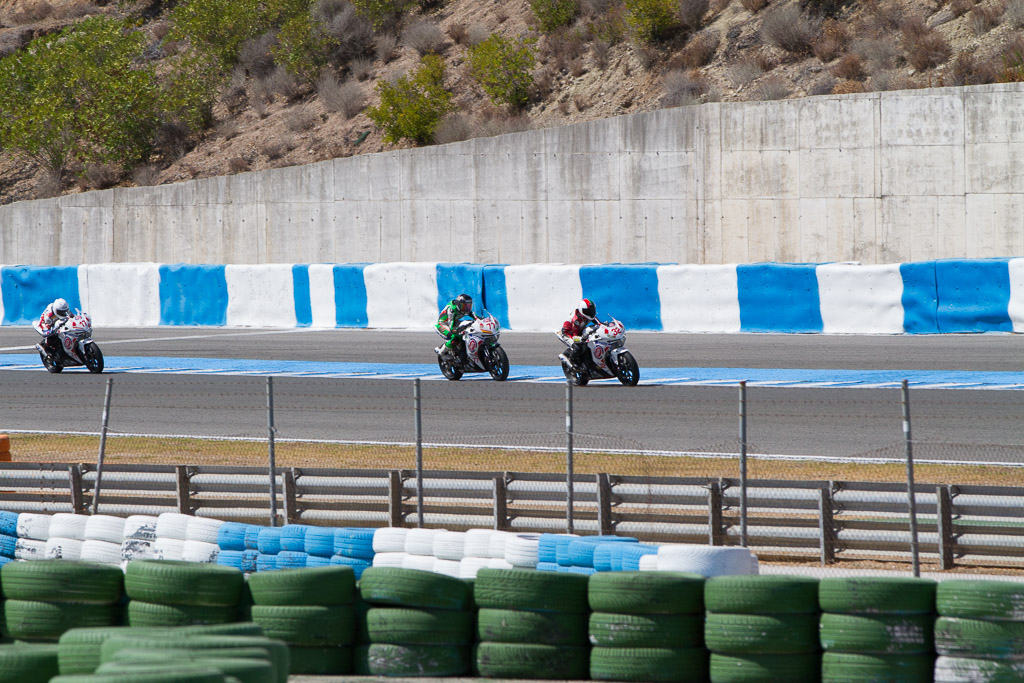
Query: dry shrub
150,20,172,41
902,19,951,71
496,7,509,23
433,114,477,144
222,80,248,115
227,157,250,173
350,57,374,80
832,53,866,80
677,0,710,31
852,36,899,69
740,0,769,13
447,21,469,44
466,23,491,46
634,41,661,70
546,29,587,71
217,120,240,140
755,74,790,99
154,120,191,160
1006,0,1024,26
998,34,1024,80
728,56,764,85
661,68,705,106
753,48,778,71
403,20,446,55
710,0,733,17
558,98,571,114
969,3,1002,34
327,4,375,64
860,0,903,31
285,106,318,132
9,0,52,24
531,66,557,99
949,0,977,16
485,113,532,136
761,5,819,54
35,171,63,199
832,78,866,94
83,163,120,191
239,33,277,79
267,66,303,100
319,73,366,118
375,33,398,63
130,164,160,187
261,139,287,160
592,38,612,67
681,30,719,67
54,2,96,19
947,50,1000,84
582,0,619,16
249,79,272,117
570,57,587,76
573,93,590,110
0,30,28,59
809,74,836,94
812,18,848,62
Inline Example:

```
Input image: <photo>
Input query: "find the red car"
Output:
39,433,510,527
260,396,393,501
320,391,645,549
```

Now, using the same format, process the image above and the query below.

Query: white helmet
53,298,69,317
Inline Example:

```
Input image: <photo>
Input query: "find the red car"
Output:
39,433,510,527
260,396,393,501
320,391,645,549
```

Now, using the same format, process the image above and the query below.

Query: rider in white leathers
38,298,70,356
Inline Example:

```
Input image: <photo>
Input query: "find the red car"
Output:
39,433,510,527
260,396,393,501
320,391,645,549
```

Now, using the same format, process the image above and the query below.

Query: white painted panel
1007,258,1024,333
308,264,337,328
364,262,438,329
817,263,905,334
656,265,740,333
225,264,296,327
504,265,582,332
78,264,161,327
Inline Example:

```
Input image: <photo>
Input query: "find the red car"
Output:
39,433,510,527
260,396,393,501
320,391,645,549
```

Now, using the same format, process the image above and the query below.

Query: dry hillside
0,0,1022,205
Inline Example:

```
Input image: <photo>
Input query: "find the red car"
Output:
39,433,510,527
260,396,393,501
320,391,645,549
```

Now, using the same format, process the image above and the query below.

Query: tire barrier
0,642,61,683
124,560,243,628
934,580,1024,681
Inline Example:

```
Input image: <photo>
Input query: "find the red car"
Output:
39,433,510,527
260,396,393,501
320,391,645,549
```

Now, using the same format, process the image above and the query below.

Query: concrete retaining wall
2,84,1024,266
3,259,1022,333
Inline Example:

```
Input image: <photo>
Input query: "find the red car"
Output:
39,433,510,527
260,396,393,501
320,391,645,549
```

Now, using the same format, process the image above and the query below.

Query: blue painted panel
935,258,1012,333
292,265,312,328
436,263,485,315
899,261,939,334
158,264,227,326
737,263,822,333
482,265,509,329
579,264,662,330
333,264,368,327
0,266,81,325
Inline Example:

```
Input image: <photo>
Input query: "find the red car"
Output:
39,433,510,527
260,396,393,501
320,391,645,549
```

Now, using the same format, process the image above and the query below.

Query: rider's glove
572,336,581,343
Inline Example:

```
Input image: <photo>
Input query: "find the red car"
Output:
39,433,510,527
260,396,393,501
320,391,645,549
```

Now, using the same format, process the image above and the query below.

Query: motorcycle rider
38,297,71,356
435,293,479,355
558,298,599,368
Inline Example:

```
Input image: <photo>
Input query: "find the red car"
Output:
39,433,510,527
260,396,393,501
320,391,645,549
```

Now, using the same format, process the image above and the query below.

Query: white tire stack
462,529,493,560
46,513,89,560
371,552,407,568
655,544,755,577
402,554,436,572
487,530,512,560
183,516,224,563
433,559,462,577
638,554,660,571
14,513,50,560
80,515,126,566
404,528,440,557
504,533,541,569
121,515,159,565
371,527,408,567
153,512,191,561
432,531,466,561
458,556,489,579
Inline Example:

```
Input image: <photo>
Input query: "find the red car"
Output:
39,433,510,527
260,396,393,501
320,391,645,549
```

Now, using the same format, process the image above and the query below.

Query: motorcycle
33,311,104,374
436,313,510,381
557,318,639,386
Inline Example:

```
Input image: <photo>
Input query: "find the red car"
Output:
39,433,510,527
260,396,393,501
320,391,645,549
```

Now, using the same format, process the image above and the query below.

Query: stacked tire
371,527,408,570
357,566,474,677
124,560,243,627
256,527,283,572
332,527,375,578
276,524,311,570
215,522,257,573
0,561,124,642
45,513,88,561
0,642,61,683
81,515,126,565
183,517,224,564
704,575,821,683
589,571,708,682
0,511,16,568
248,565,357,675
819,576,936,682
14,513,50,561
154,512,191,561
474,567,590,680
934,579,1024,682
121,515,160,565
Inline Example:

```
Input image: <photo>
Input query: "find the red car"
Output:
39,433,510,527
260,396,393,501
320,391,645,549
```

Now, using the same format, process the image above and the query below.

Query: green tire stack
704,575,821,683
473,567,590,680
588,571,708,682
0,642,61,683
934,579,1024,682
356,566,475,677
124,560,243,628
819,577,937,683
247,565,357,675
0,561,124,642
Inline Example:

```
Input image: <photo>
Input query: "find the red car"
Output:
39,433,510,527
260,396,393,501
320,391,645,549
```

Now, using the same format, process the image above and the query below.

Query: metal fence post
937,485,956,570
819,483,837,565
90,377,113,515
902,379,921,577
566,379,575,534
707,479,724,546
738,380,748,548
267,376,279,527
414,379,424,529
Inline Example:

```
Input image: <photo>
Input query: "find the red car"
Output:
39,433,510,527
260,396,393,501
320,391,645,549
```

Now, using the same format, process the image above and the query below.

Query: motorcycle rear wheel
40,349,62,374
561,359,589,386
84,344,104,374
486,345,510,382
438,353,463,381
615,351,640,386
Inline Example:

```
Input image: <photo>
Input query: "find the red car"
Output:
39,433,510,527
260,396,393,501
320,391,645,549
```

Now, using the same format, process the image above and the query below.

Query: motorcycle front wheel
84,344,104,374
486,345,509,382
438,353,463,381
614,351,640,386
40,349,62,374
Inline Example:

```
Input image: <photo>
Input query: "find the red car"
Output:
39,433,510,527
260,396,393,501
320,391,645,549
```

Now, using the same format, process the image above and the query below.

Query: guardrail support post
596,473,614,535
175,465,191,514
493,474,509,530
708,479,725,546
819,483,837,565
282,469,299,524
937,485,956,570
69,464,85,514
388,470,404,527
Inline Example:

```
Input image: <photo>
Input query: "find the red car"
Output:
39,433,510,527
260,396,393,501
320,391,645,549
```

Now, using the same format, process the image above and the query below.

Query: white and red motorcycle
558,318,639,386
436,314,510,381
34,311,104,374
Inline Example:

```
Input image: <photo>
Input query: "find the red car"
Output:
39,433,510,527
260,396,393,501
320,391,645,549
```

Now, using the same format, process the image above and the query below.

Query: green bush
162,49,227,132
0,16,164,176
366,54,455,145
468,33,536,109
529,0,578,32
625,0,681,42
273,12,339,83
350,0,417,31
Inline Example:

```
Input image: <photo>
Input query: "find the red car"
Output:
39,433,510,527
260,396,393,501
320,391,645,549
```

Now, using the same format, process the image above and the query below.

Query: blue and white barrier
1,259,1022,334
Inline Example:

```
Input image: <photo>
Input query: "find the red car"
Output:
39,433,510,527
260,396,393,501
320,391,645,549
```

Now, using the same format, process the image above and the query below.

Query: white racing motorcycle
436,314,510,381
33,311,104,374
558,318,639,386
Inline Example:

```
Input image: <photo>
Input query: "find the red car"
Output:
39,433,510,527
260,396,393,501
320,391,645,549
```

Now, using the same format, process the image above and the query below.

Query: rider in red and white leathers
558,298,599,367
38,298,70,355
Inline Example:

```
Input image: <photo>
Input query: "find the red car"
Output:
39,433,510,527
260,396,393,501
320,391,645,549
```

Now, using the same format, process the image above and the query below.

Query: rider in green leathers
435,293,478,355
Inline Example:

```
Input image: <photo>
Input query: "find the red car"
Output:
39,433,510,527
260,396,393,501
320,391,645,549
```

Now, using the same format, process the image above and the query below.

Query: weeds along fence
3,377,1024,572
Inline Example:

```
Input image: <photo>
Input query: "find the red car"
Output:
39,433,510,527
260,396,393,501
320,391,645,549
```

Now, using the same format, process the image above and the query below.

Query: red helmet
576,298,596,321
